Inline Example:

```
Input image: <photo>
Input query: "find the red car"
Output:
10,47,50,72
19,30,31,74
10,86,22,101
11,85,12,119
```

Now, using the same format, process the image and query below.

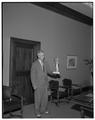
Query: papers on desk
52,71,60,78
85,93,93,103
53,71,60,74
85,93,93,97
48,72,60,78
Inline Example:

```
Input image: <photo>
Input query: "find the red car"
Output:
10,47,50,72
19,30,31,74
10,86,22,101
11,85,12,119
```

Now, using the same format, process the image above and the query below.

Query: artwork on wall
67,55,77,69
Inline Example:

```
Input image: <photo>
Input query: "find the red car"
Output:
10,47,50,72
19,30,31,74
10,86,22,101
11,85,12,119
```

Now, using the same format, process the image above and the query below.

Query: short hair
37,50,44,55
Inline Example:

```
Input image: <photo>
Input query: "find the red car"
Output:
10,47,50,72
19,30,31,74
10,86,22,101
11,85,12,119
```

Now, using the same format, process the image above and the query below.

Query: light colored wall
3,3,92,86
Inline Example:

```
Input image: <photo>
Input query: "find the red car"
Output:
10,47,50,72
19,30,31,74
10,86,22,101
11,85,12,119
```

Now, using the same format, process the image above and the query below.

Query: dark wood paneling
32,2,93,26
9,37,41,104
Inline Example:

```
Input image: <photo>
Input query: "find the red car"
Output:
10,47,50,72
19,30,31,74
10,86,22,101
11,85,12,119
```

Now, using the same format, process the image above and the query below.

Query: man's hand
34,86,37,90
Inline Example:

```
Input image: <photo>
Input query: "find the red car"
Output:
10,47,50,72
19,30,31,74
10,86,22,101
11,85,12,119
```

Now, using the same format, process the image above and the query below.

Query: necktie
43,63,45,72
40,61,45,72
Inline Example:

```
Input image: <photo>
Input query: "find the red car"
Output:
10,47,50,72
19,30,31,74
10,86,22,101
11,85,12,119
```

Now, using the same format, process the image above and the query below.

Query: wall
3,3,92,86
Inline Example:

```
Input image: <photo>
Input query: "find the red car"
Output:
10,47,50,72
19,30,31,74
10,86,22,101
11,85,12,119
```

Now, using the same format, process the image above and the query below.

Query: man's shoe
36,114,41,118
45,111,49,114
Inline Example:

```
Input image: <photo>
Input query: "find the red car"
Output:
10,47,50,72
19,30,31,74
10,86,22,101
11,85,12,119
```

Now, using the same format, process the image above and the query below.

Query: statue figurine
53,57,60,74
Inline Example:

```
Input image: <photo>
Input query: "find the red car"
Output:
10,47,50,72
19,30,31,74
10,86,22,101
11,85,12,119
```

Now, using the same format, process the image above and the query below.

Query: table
72,91,93,118
48,73,60,79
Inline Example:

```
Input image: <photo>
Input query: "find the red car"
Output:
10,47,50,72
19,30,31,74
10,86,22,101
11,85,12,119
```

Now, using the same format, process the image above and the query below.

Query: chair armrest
72,84,81,87
72,84,82,94
62,85,71,89
11,95,24,114
11,94,22,100
72,84,82,90
59,86,65,92
3,97,12,102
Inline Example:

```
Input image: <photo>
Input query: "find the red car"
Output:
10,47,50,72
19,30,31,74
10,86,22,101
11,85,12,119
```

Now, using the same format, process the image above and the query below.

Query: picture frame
67,55,77,69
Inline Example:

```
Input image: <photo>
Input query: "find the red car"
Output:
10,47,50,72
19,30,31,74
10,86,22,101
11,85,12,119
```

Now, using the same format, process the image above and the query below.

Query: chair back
2,86,12,100
49,80,59,91
62,79,72,88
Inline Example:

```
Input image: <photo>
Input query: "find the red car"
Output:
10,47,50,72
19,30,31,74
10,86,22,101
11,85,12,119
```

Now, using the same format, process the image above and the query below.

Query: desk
72,91,93,118
48,73,60,79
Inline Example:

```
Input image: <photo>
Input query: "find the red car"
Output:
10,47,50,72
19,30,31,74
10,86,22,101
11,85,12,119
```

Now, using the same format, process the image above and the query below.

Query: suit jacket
30,60,51,90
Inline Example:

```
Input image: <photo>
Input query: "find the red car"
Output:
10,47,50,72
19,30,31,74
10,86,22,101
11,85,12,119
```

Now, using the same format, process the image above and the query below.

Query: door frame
9,37,41,87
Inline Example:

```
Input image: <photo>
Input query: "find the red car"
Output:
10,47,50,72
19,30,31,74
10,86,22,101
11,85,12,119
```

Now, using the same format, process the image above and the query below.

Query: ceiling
33,2,93,25
60,2,93,18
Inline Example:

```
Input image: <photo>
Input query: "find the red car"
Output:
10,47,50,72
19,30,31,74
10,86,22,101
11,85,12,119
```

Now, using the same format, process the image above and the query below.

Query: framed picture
67,56,77,69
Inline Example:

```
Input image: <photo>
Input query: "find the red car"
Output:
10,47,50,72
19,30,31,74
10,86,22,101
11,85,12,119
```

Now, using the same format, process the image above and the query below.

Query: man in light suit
30,50,52,118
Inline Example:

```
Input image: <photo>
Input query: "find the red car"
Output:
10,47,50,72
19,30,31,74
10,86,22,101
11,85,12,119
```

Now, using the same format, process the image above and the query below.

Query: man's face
38,52,45,61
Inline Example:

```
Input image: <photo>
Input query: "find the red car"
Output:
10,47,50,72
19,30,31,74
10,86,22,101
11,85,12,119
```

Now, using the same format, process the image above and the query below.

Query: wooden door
9,37,41,104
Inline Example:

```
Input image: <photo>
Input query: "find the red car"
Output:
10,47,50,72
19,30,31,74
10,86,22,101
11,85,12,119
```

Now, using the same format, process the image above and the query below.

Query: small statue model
53,57,60,74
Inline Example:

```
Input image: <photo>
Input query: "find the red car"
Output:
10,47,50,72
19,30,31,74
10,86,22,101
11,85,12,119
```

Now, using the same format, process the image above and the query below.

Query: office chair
49,80,59,106
62,79,73,100
2,86,23,118
62,78,82,99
